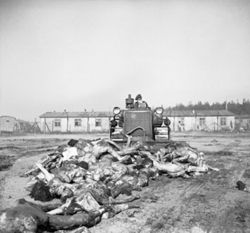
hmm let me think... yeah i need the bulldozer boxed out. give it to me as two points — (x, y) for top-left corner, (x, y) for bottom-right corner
(110, 94), (171, 143)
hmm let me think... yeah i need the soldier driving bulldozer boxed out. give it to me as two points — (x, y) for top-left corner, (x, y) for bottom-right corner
(134, 94), (150, 109)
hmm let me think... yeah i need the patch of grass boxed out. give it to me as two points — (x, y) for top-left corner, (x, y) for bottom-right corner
(204, 150), (233, 156)
(146, 212), (173, 232)
(243, 169), (250, 178)
(146, 217), (165, 232)
(0, 155), (16, 171)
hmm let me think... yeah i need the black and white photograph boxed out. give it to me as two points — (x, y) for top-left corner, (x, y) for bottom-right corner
(1, 0), (250, 232)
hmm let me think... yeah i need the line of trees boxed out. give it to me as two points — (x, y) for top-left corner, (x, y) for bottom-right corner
(166, 99), (250, 115)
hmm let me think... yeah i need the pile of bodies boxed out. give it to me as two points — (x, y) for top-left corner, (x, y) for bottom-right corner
(0, 138), (219, 233)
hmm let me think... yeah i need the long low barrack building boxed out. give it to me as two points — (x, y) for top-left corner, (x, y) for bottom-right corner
(164, 109), (235, 132)
(40, 111), (112, 133)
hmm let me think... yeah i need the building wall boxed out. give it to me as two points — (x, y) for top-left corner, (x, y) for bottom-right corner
(40, 118), (67, 133)
(169, 116), (196, 131)
(88, 117), (110, 132)
(217, 116), (235, 131)
(235, 117), (250, 131)
(195, 116), (213, 131)
(40, 117), (110, 133)
(67, 118), (88, 132)
(169, 116), (235, 132)
(0, 116), (20, 133)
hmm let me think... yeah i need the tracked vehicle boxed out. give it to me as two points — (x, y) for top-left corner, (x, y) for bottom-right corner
(110, 94), (171, 143)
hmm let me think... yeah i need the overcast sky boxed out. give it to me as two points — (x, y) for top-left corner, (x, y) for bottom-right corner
(0, 0), (250, 121)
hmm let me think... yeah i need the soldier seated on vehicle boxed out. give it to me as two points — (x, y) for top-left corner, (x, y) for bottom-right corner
(134, 94), (150, 109)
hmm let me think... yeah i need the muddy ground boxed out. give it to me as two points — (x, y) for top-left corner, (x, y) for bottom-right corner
(1, 132), (250, 233)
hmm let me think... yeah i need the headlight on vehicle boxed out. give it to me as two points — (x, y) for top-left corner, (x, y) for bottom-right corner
(155, 107), (164, 115)
(113, 107), (121, 115)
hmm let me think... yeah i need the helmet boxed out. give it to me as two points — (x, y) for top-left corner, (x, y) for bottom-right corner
(135, 94), (142, 100)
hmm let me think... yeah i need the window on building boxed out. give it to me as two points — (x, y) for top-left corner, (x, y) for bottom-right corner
(54, 119), (61, 127)
(199, 117), (206, 126)
(180, 117), (184, 124)
(220, 117), (226, 126)
(95, 118), (102, 127)
(74, 119), (82, 127)
(178, 117), (185, 131)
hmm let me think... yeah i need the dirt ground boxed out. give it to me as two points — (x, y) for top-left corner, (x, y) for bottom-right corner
(1, 132), (250, 233)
